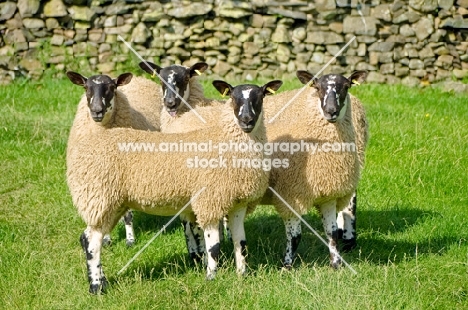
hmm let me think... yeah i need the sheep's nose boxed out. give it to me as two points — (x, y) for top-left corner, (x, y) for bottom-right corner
(240, 114), (253, 123)
(165, 98), (176, 108)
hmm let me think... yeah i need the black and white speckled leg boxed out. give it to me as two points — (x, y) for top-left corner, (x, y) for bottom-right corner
(203, 222), (221, 280)
(80, 227), (107, 294)
(321, 201), (341, 269)
(180, 213), (203, 262)
(283, 217), (302, 269)
(228, 207), (247, 276)
(123, 210), (135, 247)
(337, 193), (357, 252)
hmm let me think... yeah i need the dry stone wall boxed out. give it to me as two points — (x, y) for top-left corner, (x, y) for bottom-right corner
(0, 0), (467, 86)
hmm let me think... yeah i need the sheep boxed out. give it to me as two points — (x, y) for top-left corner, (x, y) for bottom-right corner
(261, 70), (368, 269)
(67, 77), (283, 294)
(118, 62), (211, 247)
(66, 70), (218, 259)
(67, 64), (213, 249)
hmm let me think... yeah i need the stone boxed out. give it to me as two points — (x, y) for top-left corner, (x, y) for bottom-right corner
(412, 17), (434, 41)
(18, 0), (40, 18)
(440, 17), (468, 29)
(51, 34), (64, 45)
(409, 0), (438, 12)
(251, 14), (263, 28)
(438, 0), (455, 10)
(435, 55), (454, 69)
(131, 22), (150, 43)
(271, 25), (290, 43)
(168, 3), (212, 18)
(409, 59), (425, 69)
(395, 65), (410, 77)
(453, 69), (468, 78)
(22, 18), (45, 29)
(343, 16), (377, 36)
(401, 76), (421, 87)
(306, 31), (343, 44)
(379, 52), (394, 63)
(410, 69), (427, 77)
(69, 6), (96, 22)
(315, 0), (336, 12)
(292, 28), (307, 42)
(167, 46), (190, 57)
(212, 60), (231, 76)
(268, 8), (307, 20)
(458, 0), (468, 8)
(373, 4), (392, 22)
(105, 2), (129, 15)
(328, 22), (343, 34)
(418, 46), (435, 59)
(435, 68), (452, 80)
(367, 71), (386, 83)
(0, 2), (17, 21)
(219, 1), (251, 18)
(368, 42), (395, 52)
(276, 44), (290, 63)
(45, 18), (59, 29)
(243, 42), (260, 55)
(19, 58), (43, 72)
(44, 0), (68, 17)
(400, 24), (415, 37)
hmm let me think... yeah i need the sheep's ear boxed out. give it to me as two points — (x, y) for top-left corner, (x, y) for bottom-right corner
(348, 70), (368, 87)
(262, 80), (283, 96)
(190, 62), (209, 77)
(139, 61), (161, 75)
(296, 70), (315, 86)
(67, 71), (87, 87)
(115, 73), (133, 87)
(212, 80), (233, 97)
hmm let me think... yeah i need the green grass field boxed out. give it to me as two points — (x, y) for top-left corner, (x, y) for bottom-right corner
(0, 75), (467, 309)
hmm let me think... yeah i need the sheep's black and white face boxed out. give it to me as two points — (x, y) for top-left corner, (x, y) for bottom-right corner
(139, 61), (208, 117)
(67, 71), (133, 123)
(212, 80), (283, 133)
(296, 70), (368, 123)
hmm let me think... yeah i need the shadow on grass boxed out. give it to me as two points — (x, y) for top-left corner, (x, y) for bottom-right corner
(113, 212), (182, 245)
(110, 205), (459, 281)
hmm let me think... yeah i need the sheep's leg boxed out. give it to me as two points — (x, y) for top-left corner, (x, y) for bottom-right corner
(337, 193), (357, 252)
(123, 210), (135, 247)
(228, 207), (248, 276)
(80, 227), (107, 294)
(180, 213), (205, 262)
(223, 215), (232, 242)
(203, 222), (221, 280)
(282, 217), (302, 269)
(320, 200), (341, 269)
(102, 233), (112, 246)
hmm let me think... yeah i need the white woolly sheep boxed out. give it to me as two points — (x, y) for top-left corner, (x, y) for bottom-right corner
(66, 71), (213, 257)
(67, 77), (283, 294)
(67, 64), (212, 249)
(262, 70), (368, 269)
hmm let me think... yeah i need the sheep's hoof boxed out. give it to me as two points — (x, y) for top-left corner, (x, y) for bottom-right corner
(281, 263), (293, 272)
(341, 238), (357, 252)
(330, 258), (342, 270)
(126, 239), (135, 247)
(206, 270), (217, 281)
(102, 236), (112, 247)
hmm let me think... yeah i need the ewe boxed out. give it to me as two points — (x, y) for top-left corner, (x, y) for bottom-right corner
(262, 70), (368, 268)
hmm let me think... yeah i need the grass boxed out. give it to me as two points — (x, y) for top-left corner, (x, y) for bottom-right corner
(0, 75), (467, 309)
